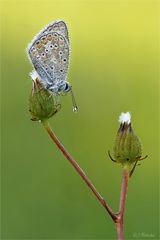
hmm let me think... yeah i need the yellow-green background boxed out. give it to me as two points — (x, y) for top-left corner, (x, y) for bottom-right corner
(1, 0), (159, 239)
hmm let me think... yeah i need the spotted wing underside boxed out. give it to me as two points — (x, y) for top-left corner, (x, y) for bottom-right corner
(27, 20), (70, 91)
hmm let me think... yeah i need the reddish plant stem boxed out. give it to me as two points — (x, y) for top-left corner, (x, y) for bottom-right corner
(116, 222), (124, 240)
(42, 120), (117, 222)
(116, 167), (129, 240)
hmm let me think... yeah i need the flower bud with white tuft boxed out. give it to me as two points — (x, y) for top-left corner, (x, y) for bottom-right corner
(29, 71), (61, 121)
(108, 112), (147, 175)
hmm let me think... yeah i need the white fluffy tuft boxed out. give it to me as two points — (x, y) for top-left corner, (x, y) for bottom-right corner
(29, 70), (39, 81)
(119, 112), (131, 124)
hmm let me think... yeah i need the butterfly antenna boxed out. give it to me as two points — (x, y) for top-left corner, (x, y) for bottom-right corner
(70, 88), (78, 112)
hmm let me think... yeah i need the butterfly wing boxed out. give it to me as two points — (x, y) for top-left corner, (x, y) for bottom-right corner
(40, 20), (69, 44)
(27, 20), (70, 93)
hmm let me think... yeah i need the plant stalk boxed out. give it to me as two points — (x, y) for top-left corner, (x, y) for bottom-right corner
(116, 166), (129, 240)
(42, 120), (117, 222)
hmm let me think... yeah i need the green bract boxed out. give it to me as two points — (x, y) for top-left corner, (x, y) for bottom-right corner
(29, 79), (61, 121)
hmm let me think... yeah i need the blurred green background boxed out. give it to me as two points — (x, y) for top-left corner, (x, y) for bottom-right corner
(1, 0), (159, 239)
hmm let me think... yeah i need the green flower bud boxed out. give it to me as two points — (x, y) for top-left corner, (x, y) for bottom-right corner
(29, 72), (61, 121)
(114, 121), (141, 165)
(108, 112), (147, 175)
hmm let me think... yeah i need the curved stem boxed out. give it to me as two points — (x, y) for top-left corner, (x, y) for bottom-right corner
(42, 120), (117, 222)
(116, 166), (129, 240)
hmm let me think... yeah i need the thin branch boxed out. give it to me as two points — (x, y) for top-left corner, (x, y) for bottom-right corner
(116, 222), (124, 240)
(116, 167), (129, 240)
(119, 167), (129, 221)
(42, 120), (118, 222)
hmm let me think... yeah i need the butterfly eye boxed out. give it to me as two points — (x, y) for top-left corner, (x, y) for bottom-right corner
(63, 58), (67, 62)
(48, 27), (52, 31)
(36, 41), (40, 45)
(50, 66), (54, 70)
(45, 49), (48, 53)
(50, 45), (53, 48)
(60, 69), (63, 72)
(54, 44), (58, 49)
(41, 53), (45, 56)
(59, 51), (63, 55)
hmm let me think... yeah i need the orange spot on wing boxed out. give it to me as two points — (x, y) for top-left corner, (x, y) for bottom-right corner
(41, 39), (47, 44)
(47, 35), (52, 41)
(36, 43), (42, 49)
